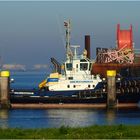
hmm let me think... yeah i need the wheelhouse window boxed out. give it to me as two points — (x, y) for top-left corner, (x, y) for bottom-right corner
(66, 63), (72, 71)
(76, 64), (78, 68)
(89, 63), (92, 70)
(80, 59), (87, 62)
(68, 77), (73, 80)
(80, 63), (88, 71)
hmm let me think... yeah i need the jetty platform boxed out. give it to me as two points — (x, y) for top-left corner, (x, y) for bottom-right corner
(11, 103), (139, 109)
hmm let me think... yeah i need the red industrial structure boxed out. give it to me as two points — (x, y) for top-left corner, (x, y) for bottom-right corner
(95, 24), (134, 64)
(91, 24), (140, 77)
(117, 24), (133, 50)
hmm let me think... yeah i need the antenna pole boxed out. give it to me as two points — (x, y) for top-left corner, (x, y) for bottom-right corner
(64, 19), (71, 60)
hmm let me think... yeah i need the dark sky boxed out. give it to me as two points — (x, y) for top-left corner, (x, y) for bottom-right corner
(0, 1), (140, 68)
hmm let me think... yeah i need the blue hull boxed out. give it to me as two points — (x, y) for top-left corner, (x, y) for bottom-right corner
(11, 82), (103, 97)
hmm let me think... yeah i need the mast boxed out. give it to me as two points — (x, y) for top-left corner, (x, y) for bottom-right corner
(64, 19), (72, 60)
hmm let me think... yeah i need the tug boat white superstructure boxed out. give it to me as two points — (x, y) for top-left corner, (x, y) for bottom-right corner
(39, 20), (102, 93)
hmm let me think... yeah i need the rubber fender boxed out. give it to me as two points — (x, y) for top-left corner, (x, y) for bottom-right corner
(131, 80), (137, 87)
(120, 87), (125, 94)
(129, 87), (134, 93)
(125, 87), (130, 93)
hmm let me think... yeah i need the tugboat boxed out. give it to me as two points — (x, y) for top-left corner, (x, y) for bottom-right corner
(38, 20), (102, 96)
(10, 21), (140, 104)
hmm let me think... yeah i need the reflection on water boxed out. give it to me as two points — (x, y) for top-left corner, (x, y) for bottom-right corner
(46, 109), (98, 127)
(106, 109), (116, 125)
(0, 108), (140, 128)
(0, 109), (9, 128)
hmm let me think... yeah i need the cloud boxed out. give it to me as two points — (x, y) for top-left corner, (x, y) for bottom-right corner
(33, 64), (48, 70)
(2, 64), (26, 71)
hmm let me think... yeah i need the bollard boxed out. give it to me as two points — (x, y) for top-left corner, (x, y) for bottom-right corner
(107, 70), (117, 108)
(0, 71), (11, 109)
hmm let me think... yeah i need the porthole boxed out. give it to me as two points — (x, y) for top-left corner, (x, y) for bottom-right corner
(67, 85), (70, 88)
(88, 85), (90, 88)
(93, 85), (95, 88)
(73, 85), (76, 88)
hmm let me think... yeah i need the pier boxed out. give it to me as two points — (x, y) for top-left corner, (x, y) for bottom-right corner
(0, 69), (139, 109)
(107, 70), (117, 108)
(0, 71), (11, 109)
(11, 103), (139, 109)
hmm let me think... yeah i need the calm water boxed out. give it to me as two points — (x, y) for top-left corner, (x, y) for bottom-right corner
(0, 71), (139, 128)
(10, 71), (47, 89)
(0, 108), (140, 128)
